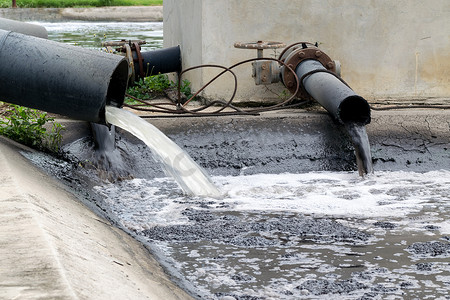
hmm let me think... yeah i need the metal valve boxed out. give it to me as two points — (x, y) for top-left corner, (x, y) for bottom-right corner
(234, 41), (285, 85)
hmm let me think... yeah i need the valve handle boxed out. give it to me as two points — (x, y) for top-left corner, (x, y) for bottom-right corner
(234, 41), (286, 50)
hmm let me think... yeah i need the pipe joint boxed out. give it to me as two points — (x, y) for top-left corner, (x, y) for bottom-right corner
(103, 40), (182, 83)
(288, 50), (371, 125)
(251, 60), (281, 85)
(280, 43), (336, 98)
(277, 42), (370, 125)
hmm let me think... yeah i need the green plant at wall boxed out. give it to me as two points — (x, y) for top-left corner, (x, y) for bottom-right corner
(125, 74), (193, 105)
(0, 104), (65, 153)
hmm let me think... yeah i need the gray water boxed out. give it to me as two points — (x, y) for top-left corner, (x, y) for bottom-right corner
(23, 125), (450, 299)
(94, 170), (450, 300)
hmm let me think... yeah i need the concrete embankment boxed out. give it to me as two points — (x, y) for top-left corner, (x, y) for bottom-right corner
(0, 136), (193, 300)
(0, 6), (162, 22)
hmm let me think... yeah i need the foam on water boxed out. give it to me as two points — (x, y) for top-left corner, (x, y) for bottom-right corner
(94, 170), (450, 233)
(105, 106), (221, 198)
(93, 170), (450, 298)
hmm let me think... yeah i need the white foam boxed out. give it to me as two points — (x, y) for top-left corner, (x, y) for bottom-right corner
(215, 170), (450, 220)
(94, 170), (450, 234)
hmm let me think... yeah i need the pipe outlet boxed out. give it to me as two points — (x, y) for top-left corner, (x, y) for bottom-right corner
(296, 60), (371, 125)
(0, 29), (129, 124)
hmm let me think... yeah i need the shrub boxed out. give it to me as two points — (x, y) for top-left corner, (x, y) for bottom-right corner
(0, 104), (65, 153)
(125, 74), (193, 105)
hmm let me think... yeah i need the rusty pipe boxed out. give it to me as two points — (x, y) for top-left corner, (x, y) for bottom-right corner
(279, 43), (373, 175)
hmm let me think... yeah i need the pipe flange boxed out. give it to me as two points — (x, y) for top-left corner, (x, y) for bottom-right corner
(278, 41), (317, 61)
(132, 41), (145, 80)
(234, 41), (286, 50)
(282, 46), (336, 98)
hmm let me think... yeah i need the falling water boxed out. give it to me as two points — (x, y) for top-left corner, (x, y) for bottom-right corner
(345, 122), (373, 176)
(105, 106), (221, 197)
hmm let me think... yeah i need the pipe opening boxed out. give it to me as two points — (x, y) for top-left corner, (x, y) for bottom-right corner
(339, 95), (371, 125)
(106, 59), (129, 108)
(135, 45), (182, 78)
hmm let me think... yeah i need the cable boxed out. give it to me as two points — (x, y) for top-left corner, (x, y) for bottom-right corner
(124, 57), (450, 117)
(124, 57), (302, 117)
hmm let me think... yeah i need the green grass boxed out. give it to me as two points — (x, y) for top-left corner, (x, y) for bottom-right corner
(0, 0), (162, 8)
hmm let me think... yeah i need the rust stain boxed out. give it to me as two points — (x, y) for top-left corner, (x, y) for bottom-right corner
(418, 49), (450, 94)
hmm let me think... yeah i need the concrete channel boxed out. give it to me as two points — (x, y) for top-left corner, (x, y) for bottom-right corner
(0, 134), (193, 299)
(4, 107), (447, 299)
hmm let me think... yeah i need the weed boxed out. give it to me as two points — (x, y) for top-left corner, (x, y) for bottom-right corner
(125, 74), (193, 105)
(0, 104), (65, 153)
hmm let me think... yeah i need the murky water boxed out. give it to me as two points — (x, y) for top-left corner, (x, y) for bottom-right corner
(105, 106), (221, 197)
(23, 129), (450, 299)
(22, 144), (450, 298)
(32, 21), (163, 50)
(93, 170), (450, 299)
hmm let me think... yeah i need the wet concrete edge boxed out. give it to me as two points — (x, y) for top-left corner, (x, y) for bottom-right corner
(0, 135), (194, 299)
(0, 6), (163, 22)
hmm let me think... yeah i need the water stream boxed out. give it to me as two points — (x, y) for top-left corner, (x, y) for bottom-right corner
(345, 122), (374, 176)
(105, 106), (221, 197)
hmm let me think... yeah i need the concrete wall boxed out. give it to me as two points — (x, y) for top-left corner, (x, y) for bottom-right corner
(163, 0), (450, 103)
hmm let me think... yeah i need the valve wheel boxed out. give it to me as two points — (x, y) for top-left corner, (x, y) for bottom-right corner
(234, 41), (286, 50)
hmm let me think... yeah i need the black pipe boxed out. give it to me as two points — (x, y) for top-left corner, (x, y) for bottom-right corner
(0, 17), (48, 38)
(133, 45), (181, 78)
(295, 59), (371, 125)
(0, 29), (129, 123)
